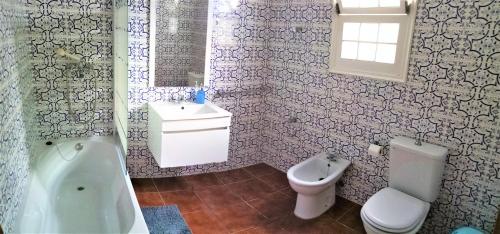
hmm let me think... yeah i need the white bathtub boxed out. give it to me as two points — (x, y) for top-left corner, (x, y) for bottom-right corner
(15, 136), (148, 233)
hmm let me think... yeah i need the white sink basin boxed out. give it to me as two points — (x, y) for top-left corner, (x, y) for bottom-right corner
(148, 102), (232, 121)
(148, 101), (232, 168)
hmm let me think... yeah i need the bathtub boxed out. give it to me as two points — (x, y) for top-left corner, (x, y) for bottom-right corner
(15, 136), (148, 233)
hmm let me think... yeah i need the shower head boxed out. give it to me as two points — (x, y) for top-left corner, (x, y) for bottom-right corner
(55, 48), (81, 62)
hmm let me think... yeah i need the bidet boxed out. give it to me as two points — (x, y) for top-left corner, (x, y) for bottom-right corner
(287, 152), (350, 219)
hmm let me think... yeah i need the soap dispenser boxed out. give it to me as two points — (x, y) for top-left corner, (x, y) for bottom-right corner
(195, 82), (205, 104)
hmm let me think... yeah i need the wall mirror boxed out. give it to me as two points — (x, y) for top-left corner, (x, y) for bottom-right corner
(149, 0), (213, 87)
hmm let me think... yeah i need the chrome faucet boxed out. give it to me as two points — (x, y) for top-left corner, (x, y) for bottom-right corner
(326, 151), (337, 162)
(170, 94), (185, 104)
(415, 133), (422, 146)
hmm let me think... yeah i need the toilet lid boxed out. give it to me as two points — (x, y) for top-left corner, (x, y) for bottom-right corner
(362, 188), (430, 232)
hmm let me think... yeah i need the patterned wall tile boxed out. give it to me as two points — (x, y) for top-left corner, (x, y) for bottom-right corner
(25, 0), (114, 139)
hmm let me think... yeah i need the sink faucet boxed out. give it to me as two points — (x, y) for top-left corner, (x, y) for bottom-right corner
(326, 151), (337, 162)
(170, 94), (185, 104)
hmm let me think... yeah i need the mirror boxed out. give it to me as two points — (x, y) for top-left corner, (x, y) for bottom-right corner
(149, 0), (213, 87)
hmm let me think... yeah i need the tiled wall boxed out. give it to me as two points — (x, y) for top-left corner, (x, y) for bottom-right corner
(261, 0), (499, 233)
(154, 0), (208, 86)
(127, 0), (267, 177)
(25, 0), (115, 139)
(127, 0), (498, 232)
(0, 0), (36, 232)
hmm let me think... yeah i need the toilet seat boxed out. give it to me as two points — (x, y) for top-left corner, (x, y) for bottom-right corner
(361, 188), (430, 233)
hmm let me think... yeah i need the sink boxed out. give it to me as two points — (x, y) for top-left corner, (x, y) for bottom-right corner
(148, 102), (232, 167)
(148, 102), (231, 120)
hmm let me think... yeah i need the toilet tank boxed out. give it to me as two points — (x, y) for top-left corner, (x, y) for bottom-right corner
(389, 136), (447, 202)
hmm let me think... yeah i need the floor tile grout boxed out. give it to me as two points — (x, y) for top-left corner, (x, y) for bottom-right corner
(335, 203), (356, 221)
(150, 178), (160, 193)
(337, 219), (362, 234)
(242, 198), (269, 221)
(191, 187), (232, 234)
(150, 178), (167, 205)
(231, 226), (256, 234)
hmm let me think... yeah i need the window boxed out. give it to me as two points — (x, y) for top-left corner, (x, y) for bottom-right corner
(330, 0), (418, 82)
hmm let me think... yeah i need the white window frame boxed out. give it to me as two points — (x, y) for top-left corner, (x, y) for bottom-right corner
(329, 0), (418, 82)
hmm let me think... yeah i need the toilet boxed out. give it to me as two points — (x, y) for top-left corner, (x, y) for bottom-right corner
(287, 152), (351, 219)
(361, 136), (447, 234)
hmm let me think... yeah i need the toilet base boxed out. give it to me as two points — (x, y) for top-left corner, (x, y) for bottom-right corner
(293, 186), (336, 219)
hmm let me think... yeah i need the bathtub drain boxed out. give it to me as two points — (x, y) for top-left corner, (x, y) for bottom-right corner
(77, 186), (85, 191)
(75, 143), (83, 151)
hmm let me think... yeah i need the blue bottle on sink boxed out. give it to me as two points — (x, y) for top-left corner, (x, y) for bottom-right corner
(195, 83), (205, 104)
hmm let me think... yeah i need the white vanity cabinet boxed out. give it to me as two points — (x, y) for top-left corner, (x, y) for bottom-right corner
(147, 102), (232, 167)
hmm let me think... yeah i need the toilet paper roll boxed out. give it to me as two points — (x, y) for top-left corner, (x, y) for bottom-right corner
(368, 144), (382, 157)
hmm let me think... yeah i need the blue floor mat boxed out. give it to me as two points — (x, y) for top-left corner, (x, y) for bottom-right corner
(141, 205), (192, 234)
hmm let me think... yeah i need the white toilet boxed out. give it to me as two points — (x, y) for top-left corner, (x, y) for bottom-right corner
(287, 152), (351, 219)
(361, 136), (447, 234)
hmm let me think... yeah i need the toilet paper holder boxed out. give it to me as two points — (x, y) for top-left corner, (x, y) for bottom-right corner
(368, 141), (384, 157)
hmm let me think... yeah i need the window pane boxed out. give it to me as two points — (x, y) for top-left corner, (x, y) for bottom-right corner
(359, 23), (378, 42)
(343, 23), (360, 40)
(358, 42), (377, 61)
(379, 0), (400, 7)
(376, 44), (397, 63)
(341, 41), (358, 59)
(378, 23), (399, 43)
(341, 0), (359, 8)
(359, 0), (378, 8)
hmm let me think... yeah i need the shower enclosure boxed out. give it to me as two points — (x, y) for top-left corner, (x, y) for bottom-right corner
(113, 0), (129, 163)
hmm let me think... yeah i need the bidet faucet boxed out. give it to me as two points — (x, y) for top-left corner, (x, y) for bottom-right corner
(326, 151), (337, 162)
(415, 133), (422, 146)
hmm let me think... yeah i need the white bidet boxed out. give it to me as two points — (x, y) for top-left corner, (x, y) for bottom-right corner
(287, 152), (350, 219)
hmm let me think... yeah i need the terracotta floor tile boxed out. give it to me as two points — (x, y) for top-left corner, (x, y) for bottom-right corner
(182, 209), (228, 234)
(338, 205), (366, 233)
(243, 163), (282, 178)
(227, 179), (276, 201)
(215, 168), (253, 184)
(194, 185), (243, 209)
(327, 196), (357, 220)
(256, 171), (290, 190)
(329, 221), (360, 234)
(136, 192), (164, 207)
(153, 177), (191, 192)
(234, 221), (288, 234)
(183, 173), (222, 189)
(278, 213), (355, 234)
(135, 165), (364, 234)
(131, 178), (157, 193)
(247, 192), (295, 221)
(212, 202), (268, 233)
(279, 187), (297, 198)
(160, 191), (203, 213)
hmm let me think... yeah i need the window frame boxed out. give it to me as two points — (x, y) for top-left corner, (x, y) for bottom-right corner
(329, 0), (418, 82)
